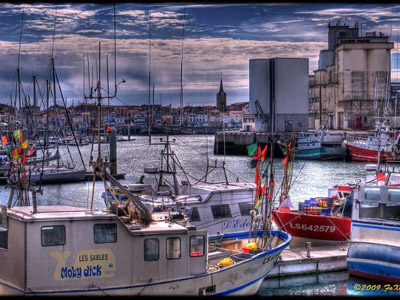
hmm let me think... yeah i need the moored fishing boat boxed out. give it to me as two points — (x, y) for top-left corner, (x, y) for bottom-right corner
(344, 117), (400, 162)
(271, 139), (353, 247)
(347, 180), (400, 283)
(0, 203), (290, 295)
(106, 134), (259, 236)
(278, 127), (346, 160)
(272, 185), (353, 247)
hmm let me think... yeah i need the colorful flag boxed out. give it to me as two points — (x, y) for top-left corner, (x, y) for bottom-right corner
(254, 162), (260, 184)
(254, 197), (263, 209)
(281, 156), (288, 165)
(21, 155), (26, 165)
(1, 136), (8, 145)
(6, 144), (12, 155)
(13, 130), (20, 141)
(26, 146), (34, 156)
(252, 145), (261, 161)
(13, 151), (19, 161)
(247, 143), (258, 157)
(21, 140), (28, 149)
(260, 145), (268, 162)
(17, 146), (22, 154)
(261, 183), (267, 194)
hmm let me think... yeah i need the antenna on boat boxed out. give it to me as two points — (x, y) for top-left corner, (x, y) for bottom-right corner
(83, 4), (150, 223)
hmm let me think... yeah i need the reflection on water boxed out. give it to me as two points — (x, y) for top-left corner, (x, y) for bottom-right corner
(258, 271), (348, 296)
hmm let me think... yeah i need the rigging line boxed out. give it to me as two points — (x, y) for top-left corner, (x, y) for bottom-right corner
(51, 6), (58, 59)
(17, 4), (25, 69)
(179, 6), (186, 126)
(172, 135), (250, 182)
(54, 69), (86, 170)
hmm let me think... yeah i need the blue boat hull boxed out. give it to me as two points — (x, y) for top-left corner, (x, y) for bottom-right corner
(347, 241), (400, 283)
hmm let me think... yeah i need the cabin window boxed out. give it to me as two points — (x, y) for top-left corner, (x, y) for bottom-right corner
(166, 237), (181, 260)
(144, 238), (159, 261)
(190, 235), (205, 257)
(94, 223), (117, 244)
(189, 207), (201, 222)
(211, 204), (232, 219)
(359, 202), (380, 219)
(389, 189), (400, 202)
(239, 202), (252, 216)
(364, 188), (381, 201)
(41, 225), (66, 247)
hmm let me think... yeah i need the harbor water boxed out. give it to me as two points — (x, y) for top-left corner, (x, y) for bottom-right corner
(0, 135), (390, 296)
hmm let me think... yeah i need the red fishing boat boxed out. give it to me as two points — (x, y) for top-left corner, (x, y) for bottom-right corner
(272, 185), (353, 247)
(344, 117), (400, 162)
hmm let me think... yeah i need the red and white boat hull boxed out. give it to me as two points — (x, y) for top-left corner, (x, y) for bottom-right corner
(346, 143), (396, 162)
(271, 208), (351, 245)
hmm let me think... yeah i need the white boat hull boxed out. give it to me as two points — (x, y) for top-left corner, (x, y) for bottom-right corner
(0, 230), (290, 296)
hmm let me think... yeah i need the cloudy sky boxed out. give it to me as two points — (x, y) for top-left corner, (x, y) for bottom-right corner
(1, 2), (400, 108)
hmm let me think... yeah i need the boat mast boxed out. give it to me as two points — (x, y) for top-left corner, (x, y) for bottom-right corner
(148, 11), (152, 145)
(179, 7), (186, 127)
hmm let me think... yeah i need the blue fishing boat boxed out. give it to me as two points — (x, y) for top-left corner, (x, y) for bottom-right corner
(347, 179), (400, 283)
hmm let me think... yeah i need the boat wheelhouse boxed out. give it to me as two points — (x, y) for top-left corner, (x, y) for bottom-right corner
(347, 181), (400, 283)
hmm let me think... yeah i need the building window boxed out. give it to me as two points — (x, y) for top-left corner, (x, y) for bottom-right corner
(94, 223), (117, 244)
(211, 204), (232, 219)
(238, 202), (253, 216)
(41, 225), (66, 247)
(144, 238), (159, 261)
(190, 235), (205, 257)
(166, 237), (181, 260)
(189, 207), (201, 222)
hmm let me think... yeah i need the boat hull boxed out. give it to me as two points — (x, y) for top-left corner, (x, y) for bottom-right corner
(272, 208), (351, 243)
(346, 143), (396, 162)
(347, 241), (400, 284)
(279, 144), (346, 160)
(30, 169), (86, 184)
(0, 230), (291, 296)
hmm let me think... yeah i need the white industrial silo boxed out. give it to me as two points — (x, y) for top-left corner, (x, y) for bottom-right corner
(249, 58), (309, 132)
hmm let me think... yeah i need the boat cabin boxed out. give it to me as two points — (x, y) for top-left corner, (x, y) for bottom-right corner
(351, 184), (400, 245)
(0, 205), (207, 294)
(139, 182), (256, 236)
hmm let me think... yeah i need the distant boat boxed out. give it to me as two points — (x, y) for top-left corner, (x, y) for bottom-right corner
(344, 117), (400, 162)
(27, 167), (86, 183)
(278, 127), (347, 160)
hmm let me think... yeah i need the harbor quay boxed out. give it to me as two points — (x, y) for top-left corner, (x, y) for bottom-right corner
(213, 129), (368, 156)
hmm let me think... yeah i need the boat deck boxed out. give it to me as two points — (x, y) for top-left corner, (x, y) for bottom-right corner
(269, 244), (348, 278)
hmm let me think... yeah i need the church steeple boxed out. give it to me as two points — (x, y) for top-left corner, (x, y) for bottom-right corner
(216, 74), (227, 111)
(218, 74), (226, 95)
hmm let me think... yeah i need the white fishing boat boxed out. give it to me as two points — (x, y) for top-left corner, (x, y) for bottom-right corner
(347, 178), (400, 283)
(108, 134), (258, 236)
(0, 204), (290, 296)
